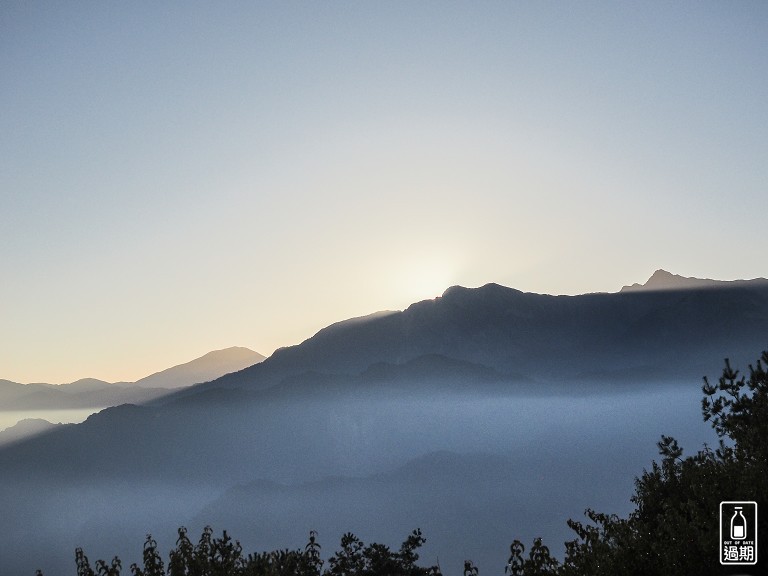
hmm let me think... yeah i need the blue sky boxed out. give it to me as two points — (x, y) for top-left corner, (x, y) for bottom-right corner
(2, 1), (767, 383)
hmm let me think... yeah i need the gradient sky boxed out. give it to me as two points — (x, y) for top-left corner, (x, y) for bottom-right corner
(2, 1), (767, 384)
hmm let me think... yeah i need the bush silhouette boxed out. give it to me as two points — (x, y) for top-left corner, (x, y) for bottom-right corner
(64, 527), (438, 576)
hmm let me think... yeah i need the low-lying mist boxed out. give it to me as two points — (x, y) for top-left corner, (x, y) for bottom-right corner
(0, 379), (715, 575)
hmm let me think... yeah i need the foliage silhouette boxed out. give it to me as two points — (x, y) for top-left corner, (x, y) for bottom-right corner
(556, 350), (768, 575)
(502, 539), (558, 576)
(64, 528), (439, 576)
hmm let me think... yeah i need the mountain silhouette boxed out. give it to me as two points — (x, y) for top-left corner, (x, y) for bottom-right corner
(1, 273), (766, 575)
(0, 347), (265, 411)
(0, 378), (168, 411)
(191, 451), (558, 573)
(184, 273), (768, 396)
(0, 418), (63, 447)
(620, 269), (768, 292)
(134, 346), (265, 389)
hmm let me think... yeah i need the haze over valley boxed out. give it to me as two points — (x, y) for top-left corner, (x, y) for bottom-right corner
(0, 347), (264, 444)
(1, 272), (766, 574)
(3, 3), (767, 574)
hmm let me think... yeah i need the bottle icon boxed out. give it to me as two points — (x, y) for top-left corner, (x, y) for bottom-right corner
(731, 507), (747, 540)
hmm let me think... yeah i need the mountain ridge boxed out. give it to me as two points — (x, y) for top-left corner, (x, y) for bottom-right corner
(620, 269), (768, 292)
(0, 347), (265, 412)
(180, 273), (768, 398)
(135, 346), (265, 389)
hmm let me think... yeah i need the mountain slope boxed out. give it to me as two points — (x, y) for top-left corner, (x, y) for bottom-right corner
(135, 346), (265, 389)
(0, 347), (265, 411)
(191, 451), (565, 574)
(0, 418), (62, 447)
(621, 269), (768, 292)
(189, 275), (768, 396)
(0, 379), (169, 411)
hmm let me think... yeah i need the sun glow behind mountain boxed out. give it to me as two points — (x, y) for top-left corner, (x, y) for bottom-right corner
(394, 256), (461, 303)
(2, 1), (766, 384)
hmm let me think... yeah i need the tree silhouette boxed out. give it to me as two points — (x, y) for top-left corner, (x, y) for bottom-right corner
(62, 528), (439, 576)
(556, 350), (768, 575)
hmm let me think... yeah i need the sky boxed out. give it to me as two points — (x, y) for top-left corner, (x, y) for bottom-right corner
(2, 1), (767, 384)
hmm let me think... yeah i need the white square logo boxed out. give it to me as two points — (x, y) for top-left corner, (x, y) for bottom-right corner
(720, 501), (758, 565)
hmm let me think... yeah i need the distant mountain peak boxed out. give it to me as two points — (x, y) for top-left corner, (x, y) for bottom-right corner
(134, 347), (265, 389)
(620, 269), (768, 293)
